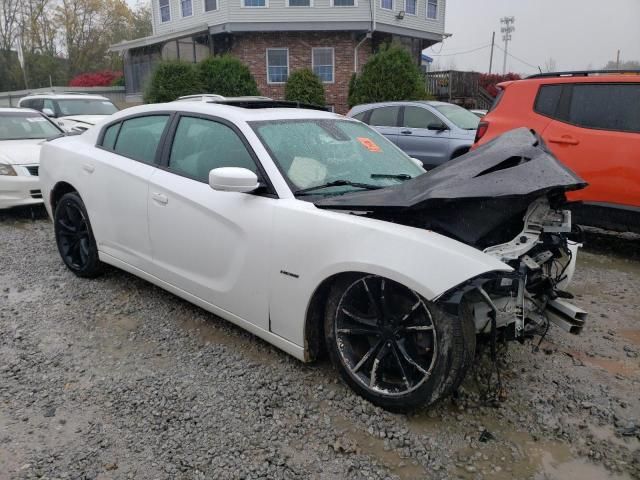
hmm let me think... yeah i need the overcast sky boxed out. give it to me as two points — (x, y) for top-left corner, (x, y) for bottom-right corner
(425, 0), (640, 75)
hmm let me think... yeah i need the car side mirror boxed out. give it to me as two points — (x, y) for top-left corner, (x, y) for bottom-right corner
(209, 167), (260, 193)
(427, 122), (448, 131)
(42, 108), (55, 117)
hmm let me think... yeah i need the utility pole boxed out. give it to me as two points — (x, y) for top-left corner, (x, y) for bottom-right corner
(500, 16), (515, 74)
(616, 49), (621, 69)
(488, 31), (495, 74)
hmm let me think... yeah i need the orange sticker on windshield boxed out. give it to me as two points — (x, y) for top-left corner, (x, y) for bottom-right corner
(357, 137), (381, 153)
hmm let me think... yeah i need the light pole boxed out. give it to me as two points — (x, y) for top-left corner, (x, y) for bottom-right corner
(500, 16), (515, 74)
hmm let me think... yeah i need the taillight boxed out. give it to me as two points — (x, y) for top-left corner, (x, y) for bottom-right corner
(474, 121), (489, 143)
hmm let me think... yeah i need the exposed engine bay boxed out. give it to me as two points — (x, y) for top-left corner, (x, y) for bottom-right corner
(315, 128), (589, 340)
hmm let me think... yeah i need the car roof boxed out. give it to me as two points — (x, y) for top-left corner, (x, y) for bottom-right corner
(352, 100), (450, 109)
(175, 94), (273, 102)
(348, 100), (460, 114)
(0, 107), (43, 114)
(79, 102), (344, 143)
(500, 71), (640, 89)
(19, 93), (111, 101)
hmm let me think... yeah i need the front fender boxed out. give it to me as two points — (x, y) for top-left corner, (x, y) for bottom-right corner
(267, 201), (511, 350)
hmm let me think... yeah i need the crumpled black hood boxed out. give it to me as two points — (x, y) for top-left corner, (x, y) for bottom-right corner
(315, 128), (587, 211)
(314, 128), (587, 247)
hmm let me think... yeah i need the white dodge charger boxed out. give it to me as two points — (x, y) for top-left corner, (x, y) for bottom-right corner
(39, 100), (587, 409)
(0, 108), (64, 209)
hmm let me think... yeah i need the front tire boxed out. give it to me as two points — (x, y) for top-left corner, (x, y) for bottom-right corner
(54, 192), (103, 278)
(324, 274), (471, 411)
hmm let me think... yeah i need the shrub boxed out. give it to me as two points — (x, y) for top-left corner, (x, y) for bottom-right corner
(196, 55), (260, 97)
(348, 44), (427, 107)
(69, 70), (123, 87)
(111, 75), (125, 87)
(478, 73), (521, 97)
(144, 61), (202, 103)
(284, 68), (325, 106)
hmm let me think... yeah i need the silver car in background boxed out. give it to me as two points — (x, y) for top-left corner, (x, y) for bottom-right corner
(347, 101), (480, 169)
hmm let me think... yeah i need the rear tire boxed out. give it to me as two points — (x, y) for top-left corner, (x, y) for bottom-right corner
(324, 274), (473, 411)
(54, 192), (104, 278)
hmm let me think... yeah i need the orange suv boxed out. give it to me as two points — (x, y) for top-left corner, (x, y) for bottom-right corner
(474, 71), (640, 233)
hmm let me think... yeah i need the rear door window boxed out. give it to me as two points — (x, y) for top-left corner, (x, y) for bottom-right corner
(101, 123), (121, 150)
(368, 106), (401, 127)
(568, 83), (640, 133)
(113, 115), (170, 164)
(351, 111), (368, 122)
(534, 84), (563, 117)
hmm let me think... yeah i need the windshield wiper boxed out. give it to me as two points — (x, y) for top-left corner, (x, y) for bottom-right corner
(294, 180), (383, 196)
(370, 173), (413, 181)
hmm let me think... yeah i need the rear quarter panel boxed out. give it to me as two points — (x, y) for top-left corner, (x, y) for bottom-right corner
(475, 81), (553, 146)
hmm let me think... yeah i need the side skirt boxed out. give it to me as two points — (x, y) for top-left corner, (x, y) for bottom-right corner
(99, 251), (307, 362)
(570, 202), (640, 234)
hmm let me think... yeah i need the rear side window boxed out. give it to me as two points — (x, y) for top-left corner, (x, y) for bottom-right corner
(351, 111), (367, 122)
(114, 115), (170, 164)
(488, 89), (504, 113)
(534, 84), (563, 117)
(369, 106), (401, 127)
(101, 123), (121, 150)
(569, 84), (640, 133)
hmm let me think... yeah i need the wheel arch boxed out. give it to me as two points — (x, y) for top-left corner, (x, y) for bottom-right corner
(50, 181), (78, 213)
(302, 269), (434, 362)
(450, 146), (470, 160)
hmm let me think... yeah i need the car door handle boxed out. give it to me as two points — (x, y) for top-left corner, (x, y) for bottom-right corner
(400, 129), (413, 135)
(548, 136), (580, 146)
(82, 163), (95, 173)
(152, 192), (168, 205)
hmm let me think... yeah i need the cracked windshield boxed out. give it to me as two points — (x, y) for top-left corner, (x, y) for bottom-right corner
(252, 119), (424, 195)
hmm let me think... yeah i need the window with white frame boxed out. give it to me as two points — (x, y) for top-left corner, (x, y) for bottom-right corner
(312, 48), (334, 83)
(244, 0), (267, 6)
(267, 49), (289, 83)
(427, 0), (437, 18)
(380, 0), (393, 9)
(204, 0), (217, 11)
(333, 0), (355, 6)
(159, 0), (171, 22)
(288, 0), (311, 6)
(180, 0), (192, 16)
(405, 0), (416, 15)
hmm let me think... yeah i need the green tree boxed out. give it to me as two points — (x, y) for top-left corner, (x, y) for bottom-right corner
(284, 68), (325, 106)
(348, 44), (427, 107)
(144, 60), (201, 103)
(196, 55), (260, 97)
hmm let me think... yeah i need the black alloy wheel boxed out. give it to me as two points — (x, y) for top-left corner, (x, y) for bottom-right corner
(54, 192), (103, 278)
(325, 274), (470, 410)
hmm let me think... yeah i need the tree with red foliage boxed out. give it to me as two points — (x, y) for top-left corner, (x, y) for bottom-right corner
(478, 73), (521, 97)
(69, 70), (123, 87)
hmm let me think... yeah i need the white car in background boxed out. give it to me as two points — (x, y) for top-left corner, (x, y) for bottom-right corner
(38, 100), (587, 409)
(18, 93), (119, 132)
(0, 108), (64, 209)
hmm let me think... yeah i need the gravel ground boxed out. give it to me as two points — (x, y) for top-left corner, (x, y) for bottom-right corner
(1, 207), (639, 480)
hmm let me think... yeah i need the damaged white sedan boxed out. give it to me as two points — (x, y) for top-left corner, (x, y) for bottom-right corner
(38, 100), (587, 409)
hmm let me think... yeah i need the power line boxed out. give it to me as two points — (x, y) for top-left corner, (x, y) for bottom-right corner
(494, 44), (539, 70)
(429, 44), (491, 57)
